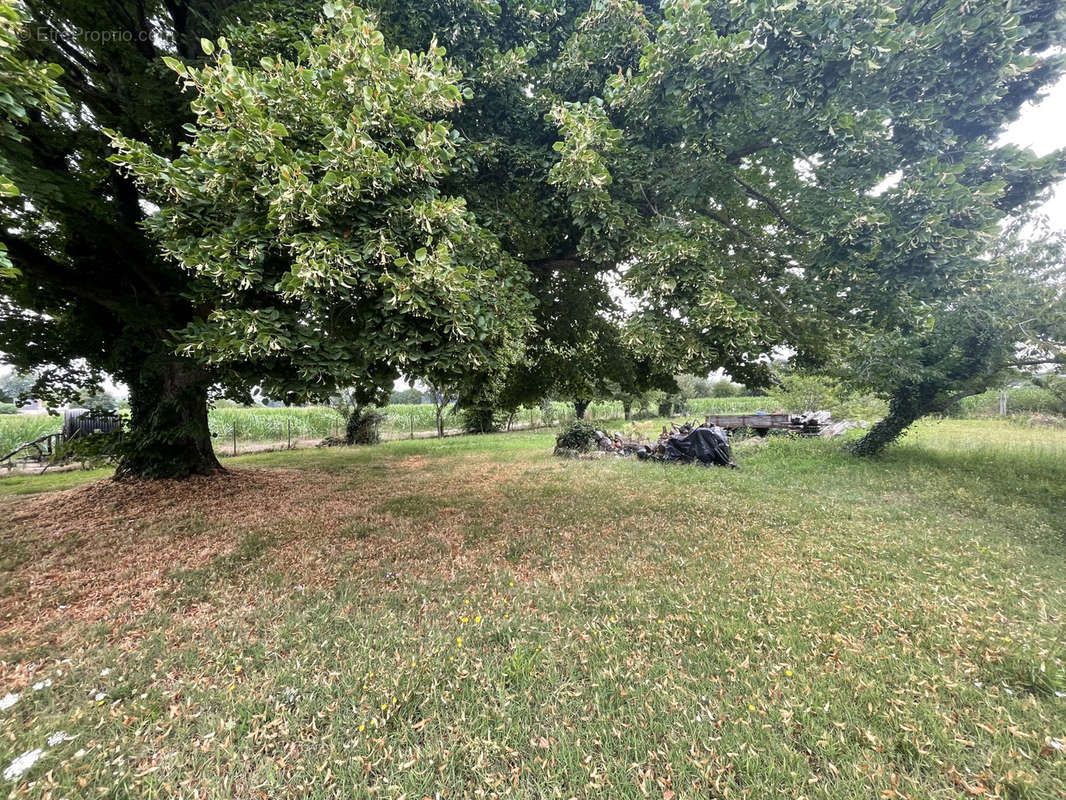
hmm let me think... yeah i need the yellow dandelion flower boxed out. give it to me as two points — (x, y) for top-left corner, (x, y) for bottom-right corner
(474, 615), (481, 624)
(359, 724), (365, 732)
(785, 670), (793, 677)
(456, 636), (462, 647)
(748, 705), (755, 711)
(381, 704), (387, 711)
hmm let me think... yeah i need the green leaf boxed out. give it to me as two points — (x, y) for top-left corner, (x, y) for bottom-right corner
(200, 38), (214, 56)
(162, 56), (186, 75)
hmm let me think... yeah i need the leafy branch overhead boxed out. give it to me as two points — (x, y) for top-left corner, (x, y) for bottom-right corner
(110, 3), (531, 403)
(0, 2), (69, 276)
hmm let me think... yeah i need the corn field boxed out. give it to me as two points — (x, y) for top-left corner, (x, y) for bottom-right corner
(0, 415), (63, 456)
(208, 406), (344, 443)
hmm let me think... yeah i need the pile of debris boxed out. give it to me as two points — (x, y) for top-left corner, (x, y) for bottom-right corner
(554, 410), (867, 468)
(555, 420), (736, 468)
(641, 422), (736, 467)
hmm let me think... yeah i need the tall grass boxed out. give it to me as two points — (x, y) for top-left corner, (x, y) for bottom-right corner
(958, 387), (1064, 417)
(0, 414), (62, 456)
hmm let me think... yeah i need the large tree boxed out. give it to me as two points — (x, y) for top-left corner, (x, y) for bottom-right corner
(0, 0), (261, 477)
(370, 0), (1065, 435)
(0, 0), (527, 478)
(850, 221), (1066, 454)
(110, 3), (530, 421)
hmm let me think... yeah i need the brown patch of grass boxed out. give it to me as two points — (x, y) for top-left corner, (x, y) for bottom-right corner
(0, 458), (592, 678)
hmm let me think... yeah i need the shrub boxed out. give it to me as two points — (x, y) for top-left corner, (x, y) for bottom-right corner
(461, 404), (500, 434)
(555, 420), (599, 452)
(768, 373), (887, 421)
(56, 429), (123, 468)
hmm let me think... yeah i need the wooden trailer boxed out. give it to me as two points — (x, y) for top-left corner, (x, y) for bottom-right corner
(703, 411), (831, 436)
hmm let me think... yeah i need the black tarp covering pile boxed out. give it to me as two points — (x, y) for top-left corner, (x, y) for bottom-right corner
(637, 424), (736, 468)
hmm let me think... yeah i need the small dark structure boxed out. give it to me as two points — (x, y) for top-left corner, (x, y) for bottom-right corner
(63, 408), (122, 439)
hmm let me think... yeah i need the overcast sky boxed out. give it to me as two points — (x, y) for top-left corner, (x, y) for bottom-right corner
(1001, 74), (1066, 228)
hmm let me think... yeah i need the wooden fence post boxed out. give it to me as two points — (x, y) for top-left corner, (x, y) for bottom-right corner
(410, 413), (414, 439)
(999, 391), (1007, 416)
(232, 421), (238, 456)
(287, 417), (292, 449)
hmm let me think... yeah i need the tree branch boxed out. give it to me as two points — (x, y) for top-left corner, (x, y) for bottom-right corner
(732, 173), (806, 234)
(2, 236), (126, 314)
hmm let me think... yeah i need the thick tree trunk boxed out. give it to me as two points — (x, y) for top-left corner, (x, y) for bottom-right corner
(853, 383), (982, 457)
(574, 398), (590, 419)
(851, 405), (920, 457)
(116, 360), (221, 479)
(345, 406), (382, 445)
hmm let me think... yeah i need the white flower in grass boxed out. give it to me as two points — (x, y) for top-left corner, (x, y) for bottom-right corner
(0, 693), (18, 711)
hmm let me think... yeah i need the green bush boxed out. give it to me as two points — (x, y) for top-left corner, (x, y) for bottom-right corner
(461, 404), (500, 434)
(56, 429), (123, 468)
(555, 420), (599, 451)
(767, 374), (887, 421)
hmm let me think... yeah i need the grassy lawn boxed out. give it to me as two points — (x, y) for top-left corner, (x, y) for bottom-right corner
(0, 419), (1063, 798)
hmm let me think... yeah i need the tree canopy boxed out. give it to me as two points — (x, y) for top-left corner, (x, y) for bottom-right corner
(111, 3), (531, 408)
(1, 0), (1064, 475)
(369, 0), (1065, 447)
